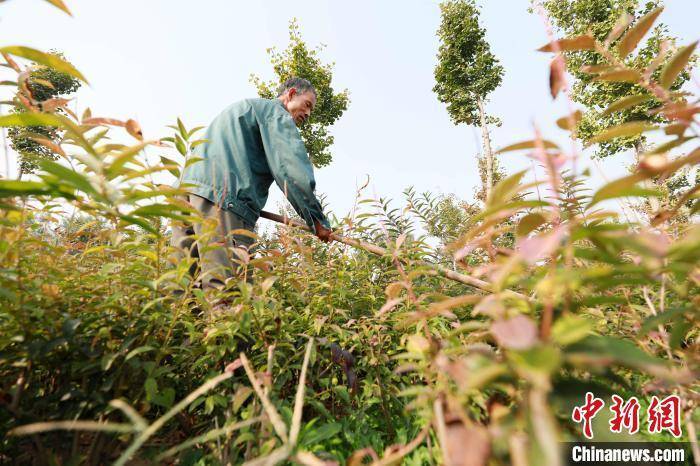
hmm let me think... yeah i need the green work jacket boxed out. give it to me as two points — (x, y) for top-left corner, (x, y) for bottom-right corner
(180, 98), (330, 232)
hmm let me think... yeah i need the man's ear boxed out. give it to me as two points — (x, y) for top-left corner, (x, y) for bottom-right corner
(288, 87), (297, 99)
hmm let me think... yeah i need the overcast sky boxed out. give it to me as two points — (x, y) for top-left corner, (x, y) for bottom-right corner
(1, 0), (698, 224)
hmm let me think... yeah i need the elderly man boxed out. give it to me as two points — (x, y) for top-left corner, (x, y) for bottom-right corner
(172, 77), (332, 290)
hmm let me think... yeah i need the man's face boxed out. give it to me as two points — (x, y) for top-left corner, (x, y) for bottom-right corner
(284, 88), (316, 126)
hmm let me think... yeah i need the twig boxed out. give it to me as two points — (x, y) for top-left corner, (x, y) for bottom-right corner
(370, 424), (430, 466)
(239, 352), (289, 443)
(433, 398), (451, 466)
(289, 338), (314, 446)
(155, 416), (263, 461)
(114, 371), (234, 466)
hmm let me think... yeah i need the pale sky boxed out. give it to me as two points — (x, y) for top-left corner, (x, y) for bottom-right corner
(1, 0), (698, 224)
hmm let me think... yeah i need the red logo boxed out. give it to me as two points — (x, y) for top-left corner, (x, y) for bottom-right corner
(609, 395), (640, 434)
(647, 395), (682, 438)
(572, 392), (605, 439)
(572, 393), (682, 439)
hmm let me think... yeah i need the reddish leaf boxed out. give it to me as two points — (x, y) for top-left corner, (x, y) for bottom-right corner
(43, 0), (72, 16)
(491, 315), (538, 350)
(549, 56), (566, 99)
(443, 422), (490, 466)
(538, 35), (595, 52)
(2, 52), (21, 72)
(580, 64), (613, 74)
(40, 97), (70, 113)
(83, 117), (125, 127)
(126, 119), (143, 141)
(29, 136), (66, 157)
(556, 110), (582, 130)
(638, 154), (668, 173)
(659, 102), (700, 122)
(605, 13), (633, 44)
(516, 226), (566, 265)
(617, 7), (664, 58)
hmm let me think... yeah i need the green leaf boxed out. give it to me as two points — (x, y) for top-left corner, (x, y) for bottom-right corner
(602, 95), (654, 116)
(188, 126), (206, 139)
(101, 353), (119, 371)
(497, 140), (559, 154)
(566, 335), (667, 373)
(0, 180), (50, 197)
(232, 386), (253, 413)
(0, 46), (87, 83)
(38, 159), (96, 196)
(589, 173), (659, 206)
(617, 7), (664, 58)
(106, 142), (149, 179)
(176, 118), (187, 139)
(152, 387), (175, 409)
(118, 214), (158, 234)
(185, 156), (204, 168)
(144, 377), (158, 400)
(593, 69), (642, 83)
(485, 170), (528, 206)
(301, 422), (343, 446)
(0, 112), (97, 158)
(125, 346), (155, 361)
(508, 346), (561, 388)
(0, 112), (65, 128)
(160, 156), (180, 178)
(517, 213), (548, 237)
(190, 139), (208, 149)
(131, 203), (193, 219)
(639, 308), (690, 335)
(588, 122), (657, 144)
(174, 137), (187, 156)
(669, 320), (691, 350)
(551, 315), (592, 346)
(660, 41), (698, 89)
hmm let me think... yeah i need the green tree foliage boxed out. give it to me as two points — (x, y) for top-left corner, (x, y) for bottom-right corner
(433, 0), (504, 198)
(539, 0), (694, 159)
(250, 20), (349, 168)
(7, 51), (81, 176)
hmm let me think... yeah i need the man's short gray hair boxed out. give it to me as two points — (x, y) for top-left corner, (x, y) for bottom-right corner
(276, 77), (317, 98)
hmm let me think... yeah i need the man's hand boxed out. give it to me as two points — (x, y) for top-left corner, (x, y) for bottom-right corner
(314, 220), (333, 243)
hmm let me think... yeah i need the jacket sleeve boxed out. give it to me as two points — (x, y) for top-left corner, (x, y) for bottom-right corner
(258, 113), (330, 232)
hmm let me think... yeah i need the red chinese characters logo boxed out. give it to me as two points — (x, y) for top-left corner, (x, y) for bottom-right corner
(572, 392), (605, 439)
(572, 393), (682, 439)
(647, 395), (681, 438)
(609, 395), (640, 434)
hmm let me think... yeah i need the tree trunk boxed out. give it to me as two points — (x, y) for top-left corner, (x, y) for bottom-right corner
(477, 97), (494, 200)
(634, 139), (660, 214)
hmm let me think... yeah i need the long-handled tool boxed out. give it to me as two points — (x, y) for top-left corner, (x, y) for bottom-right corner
(259, 210), (527, 300)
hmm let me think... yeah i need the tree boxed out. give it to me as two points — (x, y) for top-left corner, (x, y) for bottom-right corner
(250, 19), (349, 168)
(539, 0), (694, 159)
(7, 51), (81, 177)
(433, 0), (504, 200)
